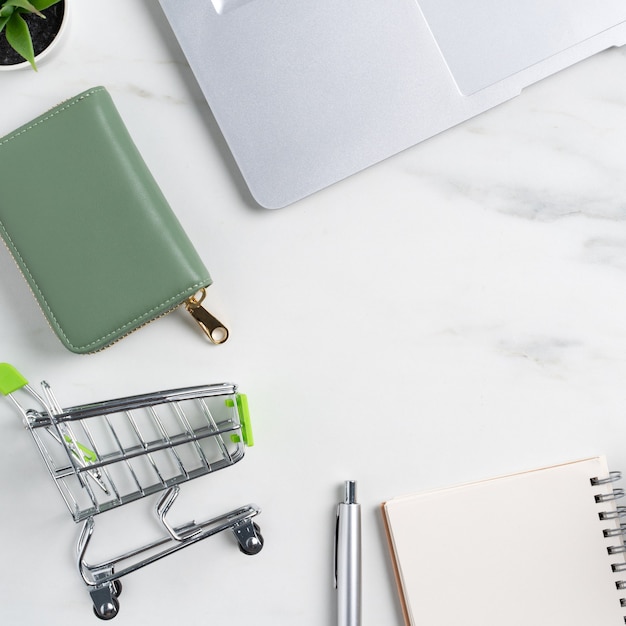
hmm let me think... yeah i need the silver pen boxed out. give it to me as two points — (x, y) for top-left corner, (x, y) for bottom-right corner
(335, 480), (362, 626)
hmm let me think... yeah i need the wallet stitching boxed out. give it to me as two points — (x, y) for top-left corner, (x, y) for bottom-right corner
(0, 218), (208, 351)
(0, 87), (107, 148)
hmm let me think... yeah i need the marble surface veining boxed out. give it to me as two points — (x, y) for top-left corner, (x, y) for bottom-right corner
(1, 2), (626, 624)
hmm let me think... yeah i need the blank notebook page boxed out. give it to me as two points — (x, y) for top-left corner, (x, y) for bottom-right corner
(382, 457), (626, 626)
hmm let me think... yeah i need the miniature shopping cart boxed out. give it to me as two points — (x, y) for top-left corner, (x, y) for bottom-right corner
(0, 363), (263, 620)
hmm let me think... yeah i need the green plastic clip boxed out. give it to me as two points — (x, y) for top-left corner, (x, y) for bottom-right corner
(0, 363), (28, 396)
(226, 394), (254, 447)
(67, 438), (98, 464)
(237, 394), (253, 447)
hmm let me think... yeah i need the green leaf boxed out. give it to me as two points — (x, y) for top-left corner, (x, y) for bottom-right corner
(0, 5), (15, 18)
(5, 12), (36, 69)
(30, 0), (61, 11)
(3, 0), (44, 17)
(0, 13), (11, 33)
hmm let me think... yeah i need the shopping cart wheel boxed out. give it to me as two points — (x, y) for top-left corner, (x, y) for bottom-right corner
(90, 578), (122, 620)
(237, 522), (264, 556)
(92, 596), (119, 621)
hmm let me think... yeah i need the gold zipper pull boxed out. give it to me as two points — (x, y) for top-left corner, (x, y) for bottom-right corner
(185, 288), (229, 344)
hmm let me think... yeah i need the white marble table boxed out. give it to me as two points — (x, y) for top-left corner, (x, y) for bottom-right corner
(1, 2), (626, 624)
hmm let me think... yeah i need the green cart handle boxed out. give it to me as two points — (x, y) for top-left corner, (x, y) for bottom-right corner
(0, 363), (29, 396)
(1, 363), (98, 464)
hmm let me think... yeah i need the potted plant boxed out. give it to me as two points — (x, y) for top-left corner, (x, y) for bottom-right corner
(0, 0), (67, 71)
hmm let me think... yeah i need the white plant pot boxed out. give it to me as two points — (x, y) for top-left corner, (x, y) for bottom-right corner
(0, 0), (69, 71)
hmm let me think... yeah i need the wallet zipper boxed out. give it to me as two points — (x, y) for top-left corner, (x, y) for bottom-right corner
(105, 288), (229, 350)
(106, 288), (229, 350)
(0, 231), (229, 350)
(184, 288), (229, 344)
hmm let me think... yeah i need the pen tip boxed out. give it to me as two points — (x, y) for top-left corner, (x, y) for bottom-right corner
(344, 480), (357, 504)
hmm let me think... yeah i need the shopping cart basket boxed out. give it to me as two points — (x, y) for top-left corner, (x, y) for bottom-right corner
(0, 363), (263, 620)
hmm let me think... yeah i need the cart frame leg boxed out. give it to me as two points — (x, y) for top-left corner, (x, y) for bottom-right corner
(76, 489), (263, 618)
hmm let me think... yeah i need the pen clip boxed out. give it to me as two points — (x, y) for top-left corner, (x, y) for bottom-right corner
(334, 504), (340, 589)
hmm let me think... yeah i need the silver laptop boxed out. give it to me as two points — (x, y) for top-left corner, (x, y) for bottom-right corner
(158, 0), (626, 208)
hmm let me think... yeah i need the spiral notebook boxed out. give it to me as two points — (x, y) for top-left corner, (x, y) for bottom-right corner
(381, 457), (626, 626)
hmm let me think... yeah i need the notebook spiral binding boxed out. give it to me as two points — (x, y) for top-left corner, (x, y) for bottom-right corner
(592, 470), (626, 622)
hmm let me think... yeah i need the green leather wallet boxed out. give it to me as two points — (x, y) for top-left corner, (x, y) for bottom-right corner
(0, 87), (228, 353)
